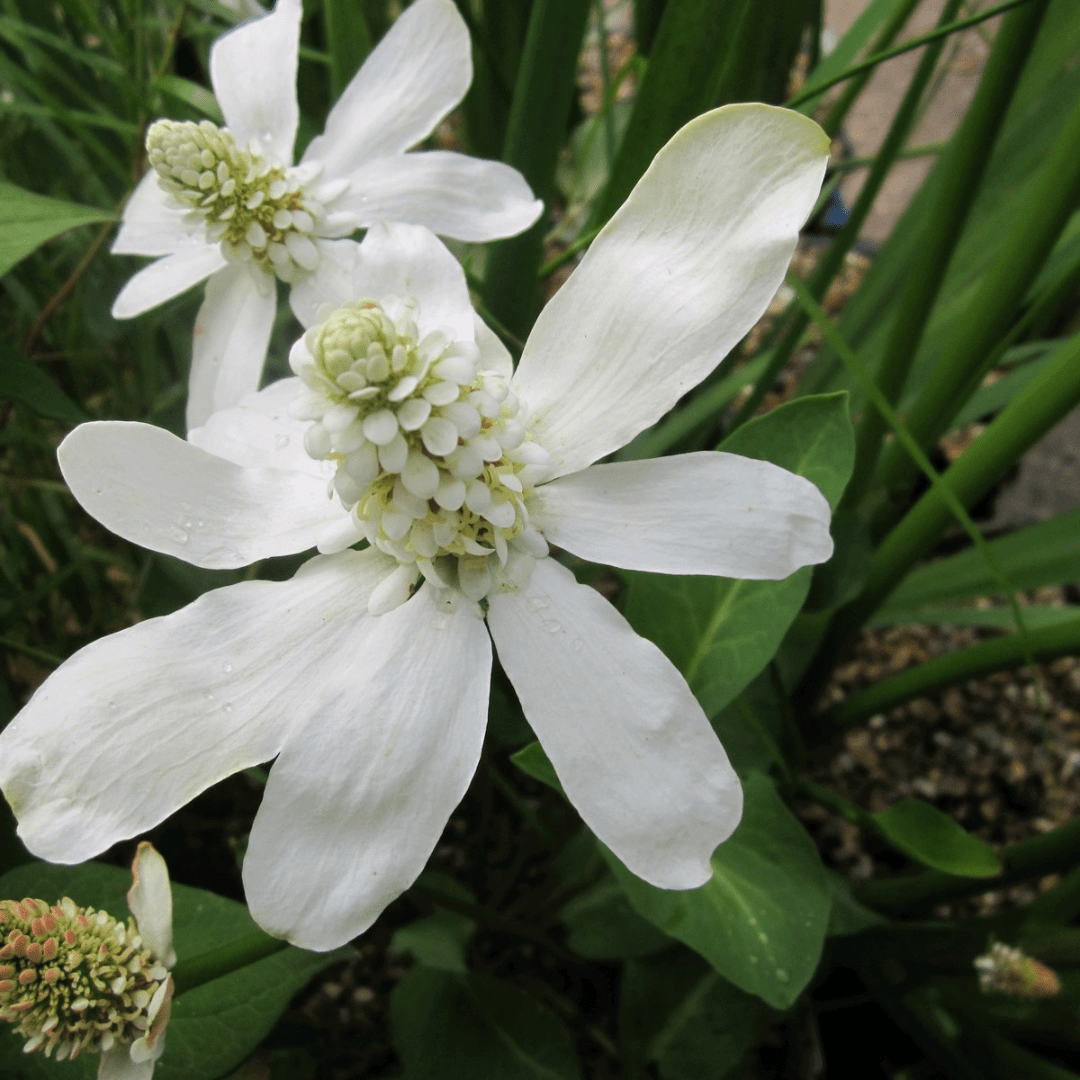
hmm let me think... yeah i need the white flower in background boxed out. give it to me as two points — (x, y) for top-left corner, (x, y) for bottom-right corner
(3, 105), (830, 951)
(0, 843), (174, 1078)
(111, 0), (541, 430)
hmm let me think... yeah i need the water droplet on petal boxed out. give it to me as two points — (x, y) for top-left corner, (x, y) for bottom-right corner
(572, 638), (585, 652)
(529, 597), (549, 611)
(108, 701), (117, 711)
(168, 526), (189, 544)
(541, 619), (561, 633)
(182, 518), (193, 529)
(274, 434), (290, 450)
(223, 702), (233, 713)
(222, 661), (233, 674)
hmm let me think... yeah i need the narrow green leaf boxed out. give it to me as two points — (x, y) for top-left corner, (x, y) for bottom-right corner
(622, 393), (854, 717)
(390, 968), (581, 1080)
(0, 345), (86, 423)
(0, 181), (114, 278)
(152, 74), (224, 123)
(510, 740), (563, 793)
(870, 604), (1078, 630)
(608, 772), (831, 1009)
(872, 799), (1002, 878)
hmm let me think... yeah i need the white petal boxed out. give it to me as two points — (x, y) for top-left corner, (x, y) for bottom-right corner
(474, 313), (512, 380)
(0, 550), (393, 863)
(302, 0), (470, 176)
(59, 421), (344, 567)
(189, 377), (330, 481)
(333, 151), (541, 242)
(288, 238), (360, 328)
(243, 586), (490, 949)
(98, 1046), (155, 1080)
(111, 246), (227, 319)
(351, 222), (475, 343)
(187, 262), (277, 429)
(530, 452), (833, 579)
(112, 170), (202, 256)
(210, 0), (300, 164)
(488, 558), (742, 889)
(127, 843), (175, 968)
(511, 104), (830, 479)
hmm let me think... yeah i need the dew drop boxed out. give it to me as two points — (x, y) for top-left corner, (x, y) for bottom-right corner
(529, 597), (550, 611)
(222, 661), (233, 674)
(571, 638), (585, 652)
(433, 616), (448, 631)
(197, 518), (206, 528)
(204, 691), (215, 702)
(222, 702), (234, 713)
(749, 955), (759, 964)
(182, 518), (194, 529)
(757, 931), (769, 945)
(776, 968), (789, 982)
(108, 701), (117, 711)
(168, 526), (189, 544)
(541, 619), (561, 633)
(180, 501), (193, 512)
(274, 434), (291, 450)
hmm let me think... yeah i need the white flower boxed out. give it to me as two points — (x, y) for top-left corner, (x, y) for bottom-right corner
(3, 105), (831, 951)
(111, 0), (542, 430)
(0, 843), (174, 1078)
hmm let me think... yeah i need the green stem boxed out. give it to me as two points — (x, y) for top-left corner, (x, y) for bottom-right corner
(855, 814), (1080, 915)
(874, 82), (1080, 502)
(785, 0), (1037, 110)
(481, 0), (592, 341)
(811, 617), (1080, 737)
(729, 0), (962, 431)
(172, 931), (289, 995)
(840, 0), (1050, 510)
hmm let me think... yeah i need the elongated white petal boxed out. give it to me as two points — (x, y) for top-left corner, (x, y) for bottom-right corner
(187, 262), (276, 429)
(0, 551), (392, 863)
(190, 378), (331, 481)
(488, 558), (742, 889)
(334, 151), (542, 241)
(350, 222), (475, 342)
(288, 238), (360, 328)
(511, 104), (830, 480)
(302, 0), (470, 177)
(112, 170), (202, 257)
(474, 313), (512, 380)
(98, 1046), (155, 1080)
(128, 843), (175, 967)
(529, 452), (833, 579)
(210, 0), (300, 164)
(59, 421), (343, 567)
(243, 586), (490, 950)
(111, 246), (227, 319)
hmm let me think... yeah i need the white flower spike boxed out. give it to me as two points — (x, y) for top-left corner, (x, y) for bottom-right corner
(0, 843), (174, 1078)
(4, 104), (831, 951)
(112, 0), (541, 430)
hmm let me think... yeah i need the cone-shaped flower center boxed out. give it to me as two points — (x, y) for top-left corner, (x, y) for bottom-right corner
(292, 299), (552, 600)
(0, 896), (171, 1063)
(147, 119), (322, 282)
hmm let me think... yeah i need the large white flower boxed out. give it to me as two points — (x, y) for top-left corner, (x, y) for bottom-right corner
(3, 105), (831, 951)
(111, 0), (541, 430)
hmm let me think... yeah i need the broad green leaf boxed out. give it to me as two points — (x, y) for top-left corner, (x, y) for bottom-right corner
(560, 876), (671, 960)
(607, 772), (831, 1009)
(152, 74), (224, 123)
(621, 949), (773, 1080)
(390, 968), (581, 1080)
(872, 799), (1002, 878)
(0, 181), (113, 278)
(623, 393), (854, 717)
(0, 342), (86, 423)
(391, 909), (475, 974)
(0, 861), (346, 1080)
(878, 509), (1080, 616)
(510, 740), (563, 793)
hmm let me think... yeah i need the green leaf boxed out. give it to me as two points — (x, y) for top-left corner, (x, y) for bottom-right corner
(560, 876), (671, 960)
(0, 181), (113, 278)
(391, 909), (475, 974)
(824, 872), (887, 937)
(607, 772), (831, 1009)
(621, 949), (774, 1080)
(622, 393), (855, 717)
(872, 799), (1002, 878)
(0, 342), (86, 423)
(510, 741), (563, 793)
(390, 968), (581, 1080)
(878, 508), (1080, 615)
(0, 861), (346, 1080)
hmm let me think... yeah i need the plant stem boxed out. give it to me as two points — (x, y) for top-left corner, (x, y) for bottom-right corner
(172, 931), (289, 995)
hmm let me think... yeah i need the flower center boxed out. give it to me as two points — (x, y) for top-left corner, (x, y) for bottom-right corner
(146, 119), (322, 282)
(292, 299), (551, 600)
(0, 896), (171, 1063)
